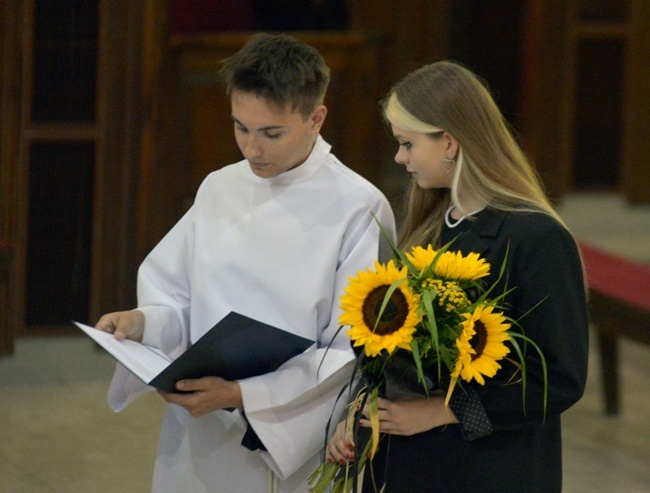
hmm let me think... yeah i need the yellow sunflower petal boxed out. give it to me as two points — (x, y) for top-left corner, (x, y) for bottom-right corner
(434, 251), (491, 281)
(406, 245), (439, 272)
(406, 245), (490, 281)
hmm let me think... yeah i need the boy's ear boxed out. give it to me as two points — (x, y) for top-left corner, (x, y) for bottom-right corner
(309, 105), (327, 133)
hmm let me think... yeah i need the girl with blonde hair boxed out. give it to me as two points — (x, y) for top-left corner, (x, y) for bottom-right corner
(326, 61), (589, 492)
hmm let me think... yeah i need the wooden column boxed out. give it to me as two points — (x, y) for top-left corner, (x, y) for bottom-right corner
(0, 0), (22, 353)
(621, 0), (650, 204)
(519, 0), (572, 198)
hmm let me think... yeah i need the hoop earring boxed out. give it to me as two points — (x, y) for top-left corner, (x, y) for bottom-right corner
(442, 157), (456, 174)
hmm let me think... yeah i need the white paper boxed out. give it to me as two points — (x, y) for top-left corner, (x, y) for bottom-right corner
(74, 321), (171, 384)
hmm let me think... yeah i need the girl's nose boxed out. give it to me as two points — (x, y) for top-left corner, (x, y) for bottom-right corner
(395, 148), (407, 165)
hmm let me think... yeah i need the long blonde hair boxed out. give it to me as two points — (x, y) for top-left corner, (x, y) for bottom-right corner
(383, 61), (564, 249)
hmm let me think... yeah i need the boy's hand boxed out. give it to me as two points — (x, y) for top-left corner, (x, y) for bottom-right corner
(158, 377), (243, 417)
(95, 310), (145, 342)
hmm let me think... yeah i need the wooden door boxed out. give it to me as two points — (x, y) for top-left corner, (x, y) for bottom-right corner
(521, 0), (650, 202)
(0, 0), (159, 349)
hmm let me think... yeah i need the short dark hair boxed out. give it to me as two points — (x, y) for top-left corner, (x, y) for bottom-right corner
(220, 33), (330, 118)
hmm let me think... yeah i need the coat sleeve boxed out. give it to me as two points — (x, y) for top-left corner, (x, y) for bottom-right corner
(239, 197), (396, 480)
(476, 216), (589, 430)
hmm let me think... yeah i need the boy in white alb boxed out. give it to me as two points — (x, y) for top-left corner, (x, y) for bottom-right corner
(95, 33), (395, 492)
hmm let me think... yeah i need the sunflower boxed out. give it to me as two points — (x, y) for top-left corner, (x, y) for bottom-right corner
(340, 260), (421, 357)
(451, 304), (511, 385)
(407, 245), (490, 281)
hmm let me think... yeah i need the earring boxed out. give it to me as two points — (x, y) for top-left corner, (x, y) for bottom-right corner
(442, 157), (456, 174)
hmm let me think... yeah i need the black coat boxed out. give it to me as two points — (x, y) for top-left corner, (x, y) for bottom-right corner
(365, 208), (589, 493)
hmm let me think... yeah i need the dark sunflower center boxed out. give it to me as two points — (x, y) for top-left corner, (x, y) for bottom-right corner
(362, 285), (409, 336)
(469, 320), (488, 361)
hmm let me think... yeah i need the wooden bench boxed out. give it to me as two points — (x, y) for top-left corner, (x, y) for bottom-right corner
(579, 242), (650, 415)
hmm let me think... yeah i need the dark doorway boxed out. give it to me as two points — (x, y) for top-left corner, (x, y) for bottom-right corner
(448, 0), (526, 132)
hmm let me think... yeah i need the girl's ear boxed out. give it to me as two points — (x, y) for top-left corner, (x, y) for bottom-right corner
(443, 131), (460, 158)
(310, 105), (327, 134)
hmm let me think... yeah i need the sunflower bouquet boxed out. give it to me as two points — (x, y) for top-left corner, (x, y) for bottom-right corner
(308, 240), (546, 493)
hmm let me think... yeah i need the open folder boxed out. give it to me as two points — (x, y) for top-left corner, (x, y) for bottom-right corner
(74, 311), (314, 393)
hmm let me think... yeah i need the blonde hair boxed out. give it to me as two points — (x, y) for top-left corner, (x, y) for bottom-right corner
(383, 61), (565, 249)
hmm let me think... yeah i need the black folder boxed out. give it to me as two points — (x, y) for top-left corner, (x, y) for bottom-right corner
(74, 311), (314, 393)
(149, 312), (314, 392)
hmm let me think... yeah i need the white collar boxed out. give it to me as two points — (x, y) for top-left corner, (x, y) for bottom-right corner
(254, 135), (331, 186)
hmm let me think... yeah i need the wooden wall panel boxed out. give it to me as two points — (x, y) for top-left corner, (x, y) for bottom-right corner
(519, 0), (571, 198)
(350, 0), (453, 203)
(521, 0), (650, 203)
(0, 0), (11, 354)
(0, 0), (22, 351)
(622, 1), (650, 203)
(174, 31), (386, 182)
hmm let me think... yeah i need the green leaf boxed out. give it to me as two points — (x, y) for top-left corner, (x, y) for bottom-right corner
(410, 338), (429, 396)
(373, 277), (408, 331)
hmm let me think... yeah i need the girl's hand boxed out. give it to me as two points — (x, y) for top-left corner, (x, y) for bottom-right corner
(325, 420), (355, 465)
(359, 396), (459, 436)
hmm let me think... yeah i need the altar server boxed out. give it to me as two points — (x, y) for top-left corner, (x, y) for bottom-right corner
(96, 33), (395, 493)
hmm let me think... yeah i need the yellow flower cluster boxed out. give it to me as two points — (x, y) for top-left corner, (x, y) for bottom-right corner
(421, 278), (468, 313)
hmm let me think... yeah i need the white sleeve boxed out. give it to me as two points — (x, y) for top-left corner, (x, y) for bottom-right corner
(239, 196), (396, 479)
(107, 200), (198, 411)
